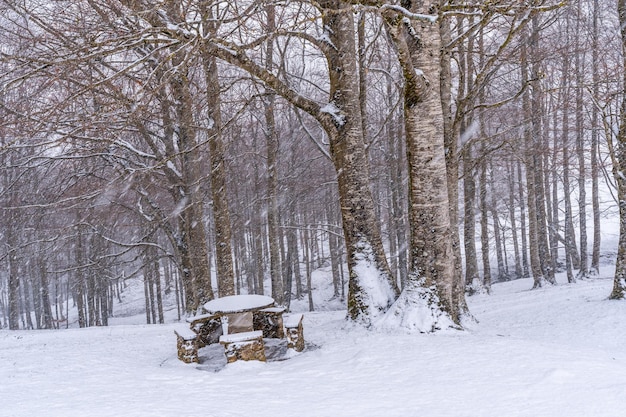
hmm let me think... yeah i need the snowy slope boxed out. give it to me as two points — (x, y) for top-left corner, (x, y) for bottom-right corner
(1, 269), (626, 417)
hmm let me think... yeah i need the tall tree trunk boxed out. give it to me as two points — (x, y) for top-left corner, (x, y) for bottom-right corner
(75, 225), (87, 328)
(38, 254), (53, 329)
(490, 164), (505, 283)
(521, 31), (544, 288)
(327, 190), (342, 298)
(320, 3), (398, 324)
(550, 96), (561, 282)
(562, 63), (576, 283)
(590, 0), (601, 275)
(507, 159), (522, 279)
(200, 5), (235, 298)
(143, 265), (152, 325)
(463, 144), (480, 290)
(543, 104), (557, 280)
(386, 74), (408, 288)
(382, 2), (463, 330)
(263, 4), (284, 305)
(609, 0), (626, 299)
(440, 11), (469, 317)
(517, 161), (530, 277)
(7, 221), (20, 330)
(480, 155), (492, 290)
(530, 19), (555, 285)
(557, 20), (575, 281)
(575, 0), (588, 279)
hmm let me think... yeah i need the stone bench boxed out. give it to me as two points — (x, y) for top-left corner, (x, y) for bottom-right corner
(219, 330), (266, 363)
(253, 307), (286, 339)
(284, 314), (304, 352)
(186, 313), (222, 348)
(174, 326), (199, 364)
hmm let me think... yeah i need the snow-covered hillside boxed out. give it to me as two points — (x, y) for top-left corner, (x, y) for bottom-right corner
(1, 268), (626, 417)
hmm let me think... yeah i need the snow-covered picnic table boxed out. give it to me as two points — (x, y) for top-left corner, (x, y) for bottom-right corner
(176, 294), (304, 364)
(203, 294), (275, 314)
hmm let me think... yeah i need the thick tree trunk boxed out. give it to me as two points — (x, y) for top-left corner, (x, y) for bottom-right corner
(198, 4), (235, 299)
(173, 55), (214, 312)
(381, 1), (463, 330)
(204, 52), (236, 298)
(319, 4), (398, 324)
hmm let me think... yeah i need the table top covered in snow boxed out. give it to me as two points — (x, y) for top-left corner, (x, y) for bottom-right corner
(203, 294), (275, 314)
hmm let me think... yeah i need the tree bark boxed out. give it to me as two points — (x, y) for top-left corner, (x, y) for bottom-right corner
(590, 0), (601, 275)
(575, 0), (588, 279)
(610, 0), (626, 300)
(440, 13), (469, 316)
(480, 154), (492, 290)
(382, 1), (463, 330)
(264, 3), (284, 305)
(490, 163), (505, 282)
(203, 48), (236, 297)
(463, 144), (480, 290)
(521, 31), (544, 288)
(507, 159), (522, 279)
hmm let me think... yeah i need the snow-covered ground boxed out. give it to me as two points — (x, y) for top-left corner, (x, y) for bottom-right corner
(2, 267), (626, 417)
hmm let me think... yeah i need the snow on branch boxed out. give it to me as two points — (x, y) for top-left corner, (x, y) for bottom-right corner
(441, 1), (567, 17)
(320, 101), (346, 127)
(380, 4), (438, 23)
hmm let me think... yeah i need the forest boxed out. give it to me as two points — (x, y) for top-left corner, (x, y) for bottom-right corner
(1, 0), (625, 332)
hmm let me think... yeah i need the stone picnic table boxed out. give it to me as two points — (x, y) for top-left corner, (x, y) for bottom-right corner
(175, 294), (304, 364)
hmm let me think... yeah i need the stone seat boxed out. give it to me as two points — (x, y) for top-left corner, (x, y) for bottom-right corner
(219, 330), (266, 363)
(174, 326), (199, 364)
(284, 314), (304, 352)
